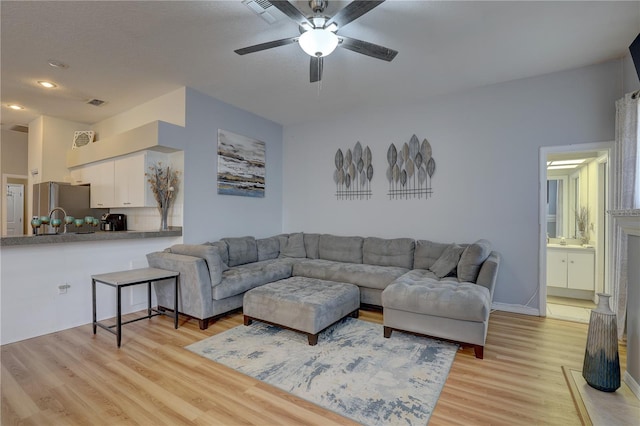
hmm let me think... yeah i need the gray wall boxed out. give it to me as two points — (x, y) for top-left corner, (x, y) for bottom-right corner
(183, 88), (283, 243)
(282, 59), (624, 311)
(623, 53), (640, 93)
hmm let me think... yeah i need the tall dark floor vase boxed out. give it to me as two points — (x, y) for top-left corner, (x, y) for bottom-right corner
(582, 293), (621, 392)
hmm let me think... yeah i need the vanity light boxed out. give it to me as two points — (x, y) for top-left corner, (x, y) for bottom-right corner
(8, 104), (24, 110)
(37, 80), (57, 88)
(551, 159), (586, 166)
(548, 165), (579, 170)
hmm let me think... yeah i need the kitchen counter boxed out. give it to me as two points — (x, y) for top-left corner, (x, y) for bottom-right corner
(1, 227), (182, 246)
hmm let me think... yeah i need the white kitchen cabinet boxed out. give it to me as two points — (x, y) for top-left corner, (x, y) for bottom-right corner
(113, 152), (160, 208)
(88, 161), (115, 208)
(69, 167), (90, 185)
(69, 151), (164, 208)
(70, 161), (114, 207)
(547, 247), (595, 291)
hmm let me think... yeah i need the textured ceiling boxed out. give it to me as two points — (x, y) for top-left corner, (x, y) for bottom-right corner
(1, 1), (639, 130)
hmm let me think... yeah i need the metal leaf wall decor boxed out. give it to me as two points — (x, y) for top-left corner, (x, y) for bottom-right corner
(387, 134), (436, 199)
(334, 141), (373, 200)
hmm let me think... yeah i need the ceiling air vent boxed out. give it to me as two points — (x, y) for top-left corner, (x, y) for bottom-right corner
(10, 124), (29, 133)
(87, 98), (106, 107)
(242, 0), (284, 24)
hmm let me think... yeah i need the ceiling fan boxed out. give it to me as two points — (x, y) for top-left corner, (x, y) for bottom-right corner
(235, 0), (398, 83)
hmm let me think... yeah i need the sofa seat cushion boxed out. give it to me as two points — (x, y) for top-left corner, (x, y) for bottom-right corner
(382, 270), (491, 322)
(212, 259), (292, 300)
(292, 259), (408, 290)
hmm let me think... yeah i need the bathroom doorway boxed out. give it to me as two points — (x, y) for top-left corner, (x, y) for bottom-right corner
(539, 142), (613, 323)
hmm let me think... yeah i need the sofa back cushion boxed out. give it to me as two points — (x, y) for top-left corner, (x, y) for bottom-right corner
(363, 237), (415, 269)
(278, 232), (307, 258)
(257, 236), (280, 261)
(168, 244), (225, 285)
(457, 239), (492, 282)
(222, 236), (258, 266)
(303, 233), (320, 259)
(318, 234), (364, 264)
(413, 239), (449, 270)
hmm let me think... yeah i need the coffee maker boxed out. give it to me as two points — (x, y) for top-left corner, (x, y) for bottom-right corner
(100, 213), (127, 231)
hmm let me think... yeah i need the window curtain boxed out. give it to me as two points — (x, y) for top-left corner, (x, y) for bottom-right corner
(612, 91), (639, 339)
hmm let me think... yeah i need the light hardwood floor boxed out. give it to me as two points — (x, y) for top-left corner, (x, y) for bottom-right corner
(1, 309), (627, 425)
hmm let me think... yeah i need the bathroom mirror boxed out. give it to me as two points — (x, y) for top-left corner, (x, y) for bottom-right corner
(546, 177), (569, 238)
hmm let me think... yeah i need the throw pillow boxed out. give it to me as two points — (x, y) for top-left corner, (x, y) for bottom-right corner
(457, 239), (492, 282)
(257, 237), (280, 261)
(413, 239), (449, 270)
(429, 244), (465, 278)
(278, 232), (307, 258)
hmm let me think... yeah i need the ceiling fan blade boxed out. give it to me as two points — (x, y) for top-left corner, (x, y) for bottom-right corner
(310, 56), (323, 83)
(269, 0), (313, 27)
(326, 0), (385, 29)
(234, 37), (298, 55)
(339, 36), (398, 62)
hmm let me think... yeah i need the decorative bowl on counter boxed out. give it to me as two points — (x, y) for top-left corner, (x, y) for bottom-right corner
(39, 216), (50, 225)
(74, 218), (84, 228)
(64, 216), (75, 225)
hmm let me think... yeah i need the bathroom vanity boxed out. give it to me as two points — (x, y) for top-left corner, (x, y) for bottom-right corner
(547, 244), (595, 299)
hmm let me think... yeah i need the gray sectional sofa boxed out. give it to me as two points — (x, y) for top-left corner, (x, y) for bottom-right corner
(146, 233), (501, 358)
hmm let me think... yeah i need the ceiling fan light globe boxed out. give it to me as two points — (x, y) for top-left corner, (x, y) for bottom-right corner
(299, 29), (338, 57)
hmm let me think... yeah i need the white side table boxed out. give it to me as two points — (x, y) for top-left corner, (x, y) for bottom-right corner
(92, 267), (179, 347)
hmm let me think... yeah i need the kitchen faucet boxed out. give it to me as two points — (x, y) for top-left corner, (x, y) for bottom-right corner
(49, 207), (67, 233)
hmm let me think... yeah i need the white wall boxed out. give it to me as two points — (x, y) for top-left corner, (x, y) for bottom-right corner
(282, 60), (623, 312)
(92, 87), (186, 139)
(0, 129), (28, 175)
(1, 237), (181, 345)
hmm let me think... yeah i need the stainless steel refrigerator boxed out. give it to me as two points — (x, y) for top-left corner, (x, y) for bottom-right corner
(32, 181), (107, 233)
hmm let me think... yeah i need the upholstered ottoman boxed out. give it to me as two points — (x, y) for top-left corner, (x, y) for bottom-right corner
(243, 276), (360, 345)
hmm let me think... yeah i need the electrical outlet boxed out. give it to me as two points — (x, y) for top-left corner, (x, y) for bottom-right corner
(58, 284), (70, 295)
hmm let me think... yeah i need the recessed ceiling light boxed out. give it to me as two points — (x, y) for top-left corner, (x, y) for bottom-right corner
(8, 104), (25, 110)
(37, 80), (57, 88)
(47, 59), (69, 69)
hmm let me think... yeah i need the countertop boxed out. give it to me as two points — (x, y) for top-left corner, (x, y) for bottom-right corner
(1, 227), (182, 246)
(547, 243), (595, 250)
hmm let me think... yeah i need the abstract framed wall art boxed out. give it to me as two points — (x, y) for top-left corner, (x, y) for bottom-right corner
(217, 129), (265, 197)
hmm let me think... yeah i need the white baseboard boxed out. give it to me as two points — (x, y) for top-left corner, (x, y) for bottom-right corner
(624, 371), (640, 400)
(491, 302), (540, 316)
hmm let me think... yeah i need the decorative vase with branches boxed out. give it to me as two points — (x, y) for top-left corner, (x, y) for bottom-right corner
(146, 163), (180, 230)
(575, 206), (589, 244)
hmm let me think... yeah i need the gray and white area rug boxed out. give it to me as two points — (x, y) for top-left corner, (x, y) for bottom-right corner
(186, 317), (457, 425)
